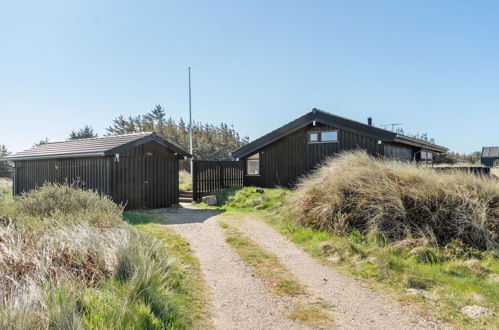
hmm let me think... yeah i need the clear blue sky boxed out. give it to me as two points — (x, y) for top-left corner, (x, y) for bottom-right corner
(1, 0), (498, 154)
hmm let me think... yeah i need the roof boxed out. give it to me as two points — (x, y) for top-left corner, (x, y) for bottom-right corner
(3, 132), (191, 161)
(232, 109), (448, 159)
(481, 146), (499, 158)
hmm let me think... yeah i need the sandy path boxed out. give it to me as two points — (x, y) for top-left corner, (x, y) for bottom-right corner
(153, 205), (307, 330)
(238, 216), (450, 329)
(151, 205), (450, 329)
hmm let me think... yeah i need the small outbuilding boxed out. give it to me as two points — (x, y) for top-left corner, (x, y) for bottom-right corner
(481, 146), (499, 167)
(3, 132), (191, 209)
(231, 109), (448, 188)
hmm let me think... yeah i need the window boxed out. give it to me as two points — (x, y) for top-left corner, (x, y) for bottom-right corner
(420, 150), (433, 161)
(246, 153), (260, 175)
(308, 130), (338, 143)
(321, 131), (338, 142)
(309, 132), (319, 142)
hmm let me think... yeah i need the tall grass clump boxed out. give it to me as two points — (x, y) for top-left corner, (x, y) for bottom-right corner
(291, 151), (499, 250)
(0, 183), (195, 329)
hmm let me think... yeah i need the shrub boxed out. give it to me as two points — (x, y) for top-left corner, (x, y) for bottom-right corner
(290, 151), (499, 250)
(12, 183), (123, 230)
(0, 184), (192, 329)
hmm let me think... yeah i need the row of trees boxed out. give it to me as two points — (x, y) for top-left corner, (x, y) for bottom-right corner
(30, 105), (248, 164)
(106, 105), (249, 161)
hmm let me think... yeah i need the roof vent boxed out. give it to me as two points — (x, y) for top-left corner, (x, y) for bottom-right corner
(368, 117), (373, 126)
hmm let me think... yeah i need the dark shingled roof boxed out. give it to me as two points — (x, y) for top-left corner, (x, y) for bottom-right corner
(232, 109), (448, 159)
(481, 146), (499, 158)
(3, 132), (191, 161)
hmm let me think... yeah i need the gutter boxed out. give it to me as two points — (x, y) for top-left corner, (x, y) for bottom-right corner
(1, 152), (106, 162)
(394, 135), (448, 153)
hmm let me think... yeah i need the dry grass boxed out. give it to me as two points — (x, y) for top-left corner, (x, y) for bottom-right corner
(492, 167), (499, 179)
(0, 184), (199, 329)
(291, 151), (499, 250)
(288, 301), (335, 329)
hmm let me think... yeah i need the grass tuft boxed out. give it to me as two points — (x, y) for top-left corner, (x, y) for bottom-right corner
(291, 151), (499, 250)
(0, 184), (206, 329)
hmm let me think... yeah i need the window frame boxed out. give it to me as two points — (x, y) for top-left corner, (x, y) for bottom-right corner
(246, 153), (260, 176)
(308, 130), (339, 144)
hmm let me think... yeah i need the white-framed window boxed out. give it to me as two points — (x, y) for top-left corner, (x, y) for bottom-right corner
(309, 132), (319, 142)
(308, 130), (338, 143)
(321, 131), (338, 142)
(246, 152), (260, 175)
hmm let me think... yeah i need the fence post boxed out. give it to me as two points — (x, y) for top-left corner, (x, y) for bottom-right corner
(219, 161), (224, 189)
(192, 160), (198, 201)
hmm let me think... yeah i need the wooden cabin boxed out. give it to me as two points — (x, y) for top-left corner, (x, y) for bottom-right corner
(4, 132), (191, 209)
(481, 146), (499, 167)
(231, 109), (448, 188)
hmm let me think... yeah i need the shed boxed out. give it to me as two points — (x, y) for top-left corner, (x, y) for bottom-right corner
(481, 146), (499, 167)
(231, 109), (448, 188)
(3, 132), (191, 209)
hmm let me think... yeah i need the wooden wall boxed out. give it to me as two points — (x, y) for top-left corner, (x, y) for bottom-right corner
(14, 157), (111, 195)
(243, 123), (383, 188)
(13, 141), (181, 210)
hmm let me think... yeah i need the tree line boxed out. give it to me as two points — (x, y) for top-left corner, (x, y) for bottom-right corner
(3, 105), (248, 173)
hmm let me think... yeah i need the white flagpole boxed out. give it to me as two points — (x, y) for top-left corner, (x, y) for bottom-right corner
(188, 67), (193, 175)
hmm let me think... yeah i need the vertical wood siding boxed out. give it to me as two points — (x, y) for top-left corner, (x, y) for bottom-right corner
(14, 157), (111, 195)
(13, 141), (181, 210)
(243, 123), (384, 188)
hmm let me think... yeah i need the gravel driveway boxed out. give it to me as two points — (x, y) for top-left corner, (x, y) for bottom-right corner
(151, 205), (450, 330)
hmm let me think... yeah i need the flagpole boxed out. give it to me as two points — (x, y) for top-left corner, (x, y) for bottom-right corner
(188, 67), (193, 176)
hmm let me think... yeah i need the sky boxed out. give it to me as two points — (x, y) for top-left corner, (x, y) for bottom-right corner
(0, 0), (498, 154)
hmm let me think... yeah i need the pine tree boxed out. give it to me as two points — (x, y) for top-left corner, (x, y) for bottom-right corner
(106, 105), (248, 169)
(0, 145), (11, 177)
(34, 138), (49, 147)
(69, 125), (98, 140)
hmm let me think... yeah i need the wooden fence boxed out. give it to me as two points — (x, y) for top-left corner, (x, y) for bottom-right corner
(192, 160), (244, 200)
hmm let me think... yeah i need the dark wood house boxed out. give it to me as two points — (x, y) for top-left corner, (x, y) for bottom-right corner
(481, 146), (499, 167)
(231, 109), (448, 188)
(4, 132), (191, 209)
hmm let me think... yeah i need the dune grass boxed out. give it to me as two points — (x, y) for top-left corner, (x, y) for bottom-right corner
(492, 167), (499, 179)
(202, 159), (499, 328)
(124, 213), (211, 329)
(292, 151), (498, 250)
(0, 184), (206, 329)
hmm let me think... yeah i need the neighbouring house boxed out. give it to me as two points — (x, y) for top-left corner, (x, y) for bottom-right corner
(231, 109), (448, 188)
(481, 146), (499, 167)
(2, 132), (191, 209)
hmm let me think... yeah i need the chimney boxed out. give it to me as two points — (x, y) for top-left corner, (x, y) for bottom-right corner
(367, 117), (373, 126)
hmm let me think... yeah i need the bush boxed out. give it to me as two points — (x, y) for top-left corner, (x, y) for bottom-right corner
(12, 183), (123, 230)
(0, 184), (193, 329)
(291, 151), (499, 250)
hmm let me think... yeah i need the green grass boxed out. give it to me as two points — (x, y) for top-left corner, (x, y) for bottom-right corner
(224, 228), (305, 297)
(0, 184), (209, 329)
(204, 186), (499, 328)
(124, 213), (211, 329)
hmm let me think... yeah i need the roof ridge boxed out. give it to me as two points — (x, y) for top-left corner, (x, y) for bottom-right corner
(43, 131), (153, 145)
